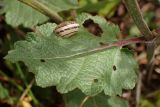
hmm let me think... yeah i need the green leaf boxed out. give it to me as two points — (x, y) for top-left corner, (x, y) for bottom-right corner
(64, 89), (129, 107)
(140, 99), (155, 107)
(98, 0), (120, 17)
(78, 0), (120, 17)
(3, 0), (47, 27)
(40, 0), (78, 12)
(2, 0), (78, 27)
(0, 83), (9, 99)
(5, 13), (138, 96)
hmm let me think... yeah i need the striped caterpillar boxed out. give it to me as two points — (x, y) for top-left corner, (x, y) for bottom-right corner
(54, 21), (80, 38)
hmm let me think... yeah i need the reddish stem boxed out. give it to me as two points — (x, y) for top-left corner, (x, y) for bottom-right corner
(114, 37), (145, 47)
(53, 36), (147, 59)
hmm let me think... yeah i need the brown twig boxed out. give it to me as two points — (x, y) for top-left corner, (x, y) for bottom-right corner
(146, 90), (160, 98)
(136, 73), (142, 107)
(92, 97), (98, 107)
(15, 27), (26, 38)
(16, 79), (35, 107)
(79, 96), (90, 107)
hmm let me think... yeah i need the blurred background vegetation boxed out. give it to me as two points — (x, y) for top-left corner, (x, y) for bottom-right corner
(0, 0), (160, 107)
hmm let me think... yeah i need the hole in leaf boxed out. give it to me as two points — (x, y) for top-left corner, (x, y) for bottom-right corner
(93, 79), (98, 83)
(113, 65), (117, 71)
(40, 59), (46, 63)
(83, 19), (103, 36)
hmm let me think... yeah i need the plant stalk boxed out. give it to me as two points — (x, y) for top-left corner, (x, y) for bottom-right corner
(17, 0), (63, 24)
(16, 79), (35, 107)
(15, 63), (41, 106)
(79, 96), (90, 107)
(123, 0), (153, 40)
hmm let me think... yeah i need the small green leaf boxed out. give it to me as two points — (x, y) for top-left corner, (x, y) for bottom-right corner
(2, 0), (78, 27)
(0, 83), (9, 99)
(140, 99), (155, 107)
(5, 13), (138, 96)
(78, 0), (120, 17)
(98, 0), (120, 17)
(64, 89), (129, 107)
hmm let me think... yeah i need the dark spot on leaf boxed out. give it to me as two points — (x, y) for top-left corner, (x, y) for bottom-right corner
(113, 65), (117, 71)
(83, 19), (103, 36)
(40, 59), (45, 62)
(93, 79), (98, 83)
(99, 42), (109, 46)
(99, 42), (105, 46)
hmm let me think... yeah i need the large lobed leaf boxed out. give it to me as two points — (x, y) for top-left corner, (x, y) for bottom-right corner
(5, 13), (138, 96)
(2, 0), (78, 27)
